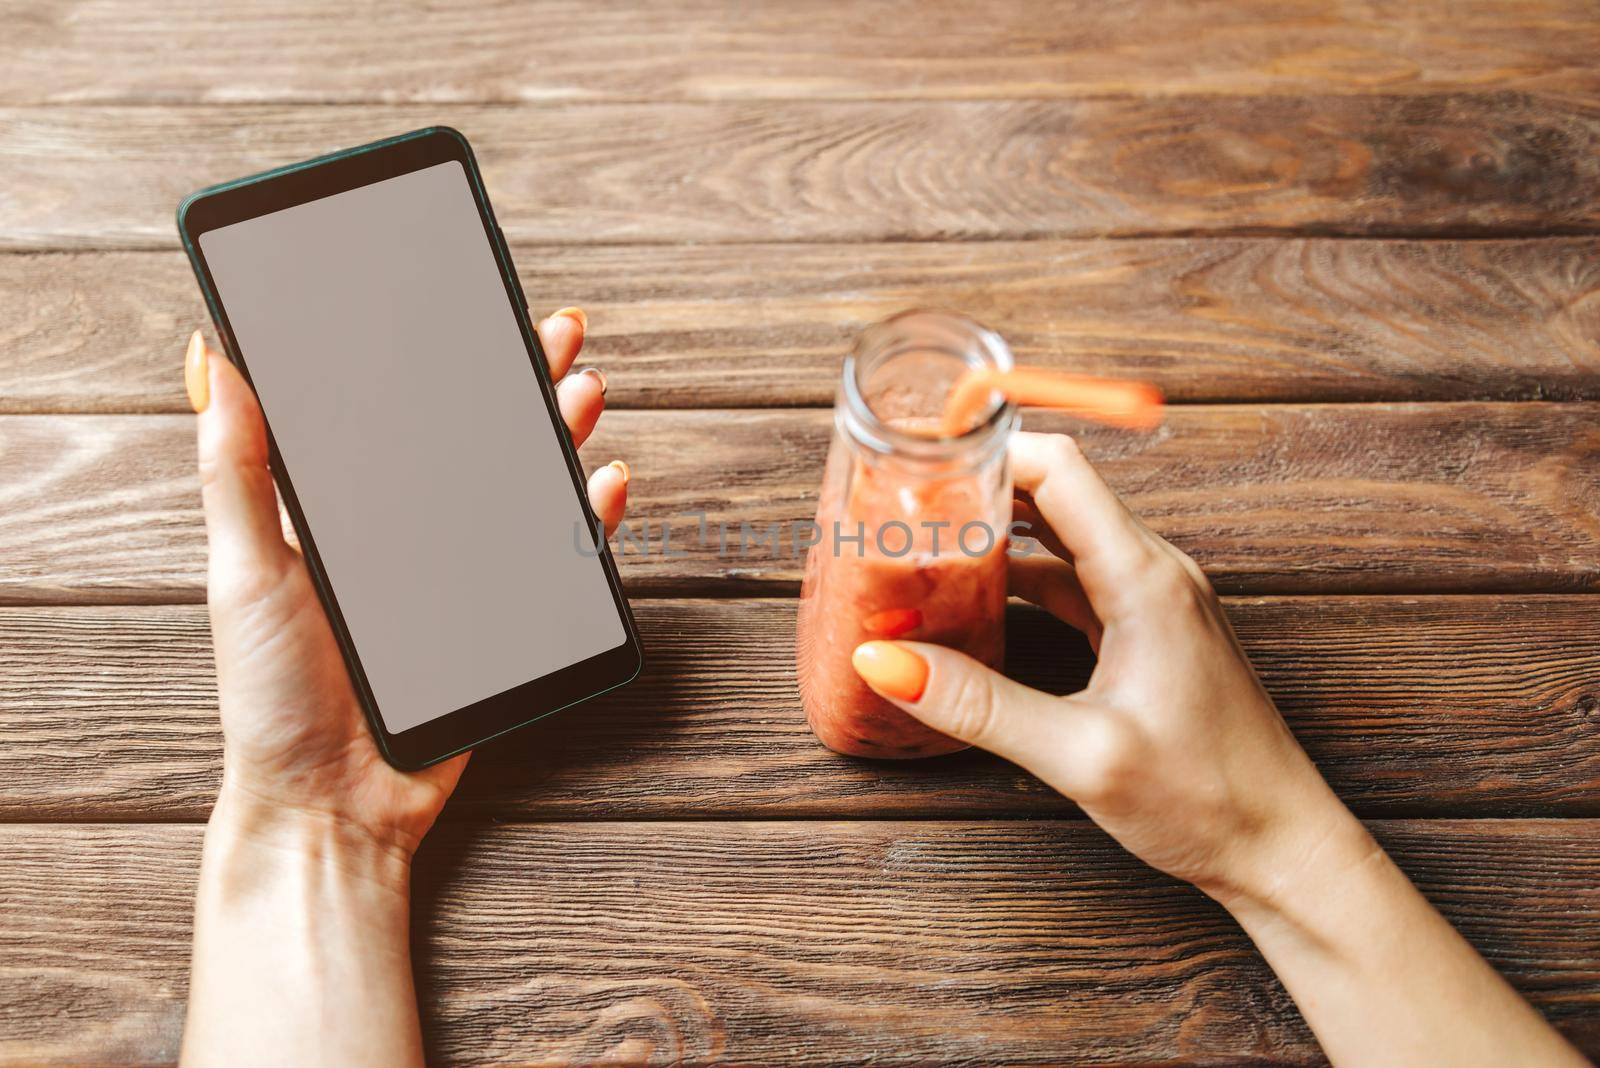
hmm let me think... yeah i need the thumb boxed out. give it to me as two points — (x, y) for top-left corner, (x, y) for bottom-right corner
(188, 331), (291, 586)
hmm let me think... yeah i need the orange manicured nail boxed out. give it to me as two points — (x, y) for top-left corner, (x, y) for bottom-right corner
(184, 330), (209, 413)
(852, 641), (928, 702)
(607, 459), (630, 484)
(553, 306), (588, 332)
(862, 607), (922, 639)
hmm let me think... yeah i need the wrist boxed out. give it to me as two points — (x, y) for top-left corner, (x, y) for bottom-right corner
(205, 782), (415, 900)
(186, 782), (425, 1066)
(1211, 796), (1380, 940)
(1201, 781), (1375, 923)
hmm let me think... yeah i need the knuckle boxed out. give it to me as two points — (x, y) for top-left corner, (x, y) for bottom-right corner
(209, 544), (298, 608)
(939, 668), (1003, 745)
(1098, 542), (1166, 620)
(1167, 580), (1210, 625)
(208, 560), (279, 607)
(1173, 547), (1213, 591)
(1048, 434), (1084, 468)
(197, 450), (270, 496)
(1139, 551), (1206, 609)
(196, 451), (225, 491)
(1128, 538), (1168, 577)
(1070, 712), (1143, 804)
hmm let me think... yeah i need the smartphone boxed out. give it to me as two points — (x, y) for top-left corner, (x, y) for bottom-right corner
(177, 127), (643, 769)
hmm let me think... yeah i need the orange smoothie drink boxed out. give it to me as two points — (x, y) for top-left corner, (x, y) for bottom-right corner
(796, 311), (1017, 758)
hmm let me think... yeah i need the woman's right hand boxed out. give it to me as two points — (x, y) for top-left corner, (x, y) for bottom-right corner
(851, 430), (1360, 907)
(852, 431), (1590, 1067)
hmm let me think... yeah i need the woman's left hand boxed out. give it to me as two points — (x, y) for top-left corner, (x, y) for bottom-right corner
(188, 306), (625, 857)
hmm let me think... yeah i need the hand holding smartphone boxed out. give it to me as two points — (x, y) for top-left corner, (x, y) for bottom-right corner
(179, 128), (643, 769)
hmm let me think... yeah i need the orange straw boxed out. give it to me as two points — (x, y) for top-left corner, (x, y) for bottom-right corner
(942, 367), (1164, 435)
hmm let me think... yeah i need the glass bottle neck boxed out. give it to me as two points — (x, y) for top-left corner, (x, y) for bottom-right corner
(838, 309), (1017, 476)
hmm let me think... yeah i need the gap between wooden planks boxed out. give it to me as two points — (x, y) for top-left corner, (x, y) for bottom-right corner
(5, 97), (1600, 249)
(4, 239), (1597, 413)
(1, 820), (1596, 1065)
(2, 405), (1596, 602)
(1, 597), (1596, 821)
(4, 0), (1598, 104)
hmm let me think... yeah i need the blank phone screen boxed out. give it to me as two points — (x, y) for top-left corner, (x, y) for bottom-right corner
(199, 161), (625, 734)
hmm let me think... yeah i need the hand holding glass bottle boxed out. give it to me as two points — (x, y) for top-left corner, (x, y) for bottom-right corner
(851, 429), (1587, 1067)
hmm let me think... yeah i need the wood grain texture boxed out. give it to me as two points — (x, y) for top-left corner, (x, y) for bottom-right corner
(0, 820), (1595, 1065)
(8, 96), (1600, 249)
(3, 405), (1596, 603)
(5, 0), (1599, 104)
(6, 239), (1600, 413)
(4, 2), (1598, 1062)
(1, 597), (1597, 821)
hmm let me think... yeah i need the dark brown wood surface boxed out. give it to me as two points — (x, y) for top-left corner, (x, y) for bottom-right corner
(1, 821), (1596, 1066)
(7, 96), (1600, 249)
(4, 405), (1597, 602)
(4, 2), (1599, 1063)
(5, 240), (1598, 413)
(7, 0), (1600, 104)
(2, 598), (1597, 822)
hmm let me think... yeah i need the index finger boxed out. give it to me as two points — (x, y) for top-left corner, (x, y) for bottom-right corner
(1009, 432), (1155, 595)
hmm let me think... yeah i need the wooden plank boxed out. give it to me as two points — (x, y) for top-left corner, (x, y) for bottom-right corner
(7, 97), (1600, 249)
(1, 597), (1597, 821)
(5, 0), (1598, 104)
(2, 405), (1596, 603)
(1, 820), (1595, 1065)
(6, 239), (1599, 414)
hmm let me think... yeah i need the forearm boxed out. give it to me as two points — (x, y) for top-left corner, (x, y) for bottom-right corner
(1222, 807), (1586, 1067)
(181, 786), (426, 1068)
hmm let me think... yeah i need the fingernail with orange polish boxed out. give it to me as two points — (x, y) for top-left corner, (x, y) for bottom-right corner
(184, 330), (209, 413)
(607, 459), (630, 484)
(862, 607), (922, 639)
(553, 306), (588, 332)
(852, 641), (928, 702)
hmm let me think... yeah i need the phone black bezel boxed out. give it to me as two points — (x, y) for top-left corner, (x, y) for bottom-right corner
(177, 126), (643, 770)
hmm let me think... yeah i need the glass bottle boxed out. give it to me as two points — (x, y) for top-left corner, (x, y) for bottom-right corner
(796, 310), (1017, 758)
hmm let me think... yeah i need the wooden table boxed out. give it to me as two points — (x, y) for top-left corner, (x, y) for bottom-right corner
(3, 3), (1600, 1063)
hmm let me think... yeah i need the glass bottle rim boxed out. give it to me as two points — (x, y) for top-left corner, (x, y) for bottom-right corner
(839, 308), (1018, 467)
